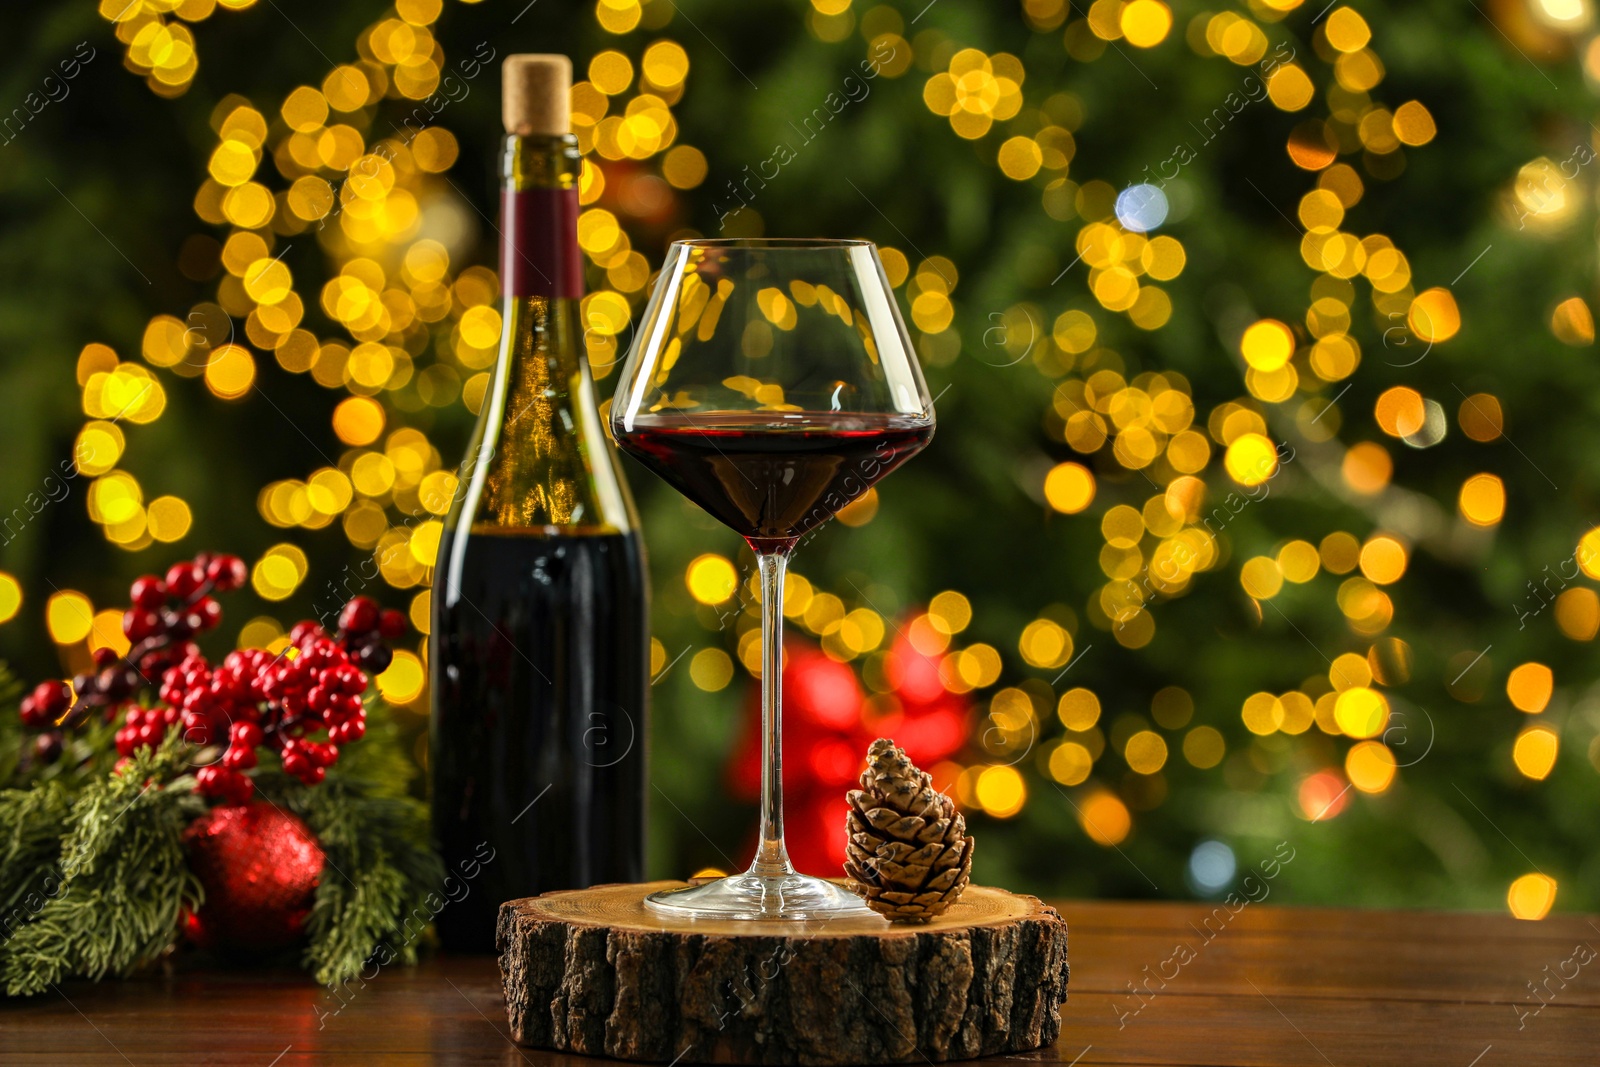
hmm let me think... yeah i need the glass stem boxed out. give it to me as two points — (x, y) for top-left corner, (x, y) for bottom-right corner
(750, 550), (793, 878)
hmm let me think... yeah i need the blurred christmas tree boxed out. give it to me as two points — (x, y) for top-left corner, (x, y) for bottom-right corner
(0, 0), (1596, 919)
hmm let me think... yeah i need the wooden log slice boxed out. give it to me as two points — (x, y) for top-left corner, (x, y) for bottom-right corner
(497, 881), (1068, 1065)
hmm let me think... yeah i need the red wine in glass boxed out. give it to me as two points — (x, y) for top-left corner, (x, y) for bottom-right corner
(612, 238), (936, 920)
(615, 411), (933, 553)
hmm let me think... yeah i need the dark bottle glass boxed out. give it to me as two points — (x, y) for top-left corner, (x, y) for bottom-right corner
(430, 65), (648, 952)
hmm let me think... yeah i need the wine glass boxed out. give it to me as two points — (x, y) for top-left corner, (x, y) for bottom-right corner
(612, 238), (936, 920)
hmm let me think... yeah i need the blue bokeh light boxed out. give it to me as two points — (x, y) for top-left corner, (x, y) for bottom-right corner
(1115, 183), (1170, 232)
(1186, 839), (1237, 895)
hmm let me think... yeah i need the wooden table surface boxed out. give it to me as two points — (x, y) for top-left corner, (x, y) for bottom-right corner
(3, 900), (1595, 1066)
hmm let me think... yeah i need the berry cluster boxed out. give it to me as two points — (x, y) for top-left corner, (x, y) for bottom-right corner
(18, 554), (247, 769)
(14, 556), (402, 805)
(337, 595), (406, 675)
(146, 622), (374, 801)
(18, 679), (72, 766)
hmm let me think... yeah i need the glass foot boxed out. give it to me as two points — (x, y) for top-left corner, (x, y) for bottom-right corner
(646, 872), (875, 920)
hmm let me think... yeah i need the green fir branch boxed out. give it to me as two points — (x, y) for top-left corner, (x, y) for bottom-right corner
(1, 734), (203, 997)
(0, 779), (73, 924)
(0, 661), (26, 789)
(270, 773), (444, 987)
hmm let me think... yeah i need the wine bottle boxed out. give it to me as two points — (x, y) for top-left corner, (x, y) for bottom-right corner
(429, 54), (649, 953)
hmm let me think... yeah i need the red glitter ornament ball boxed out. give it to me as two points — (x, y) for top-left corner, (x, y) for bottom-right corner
(181, 801), (324, 953)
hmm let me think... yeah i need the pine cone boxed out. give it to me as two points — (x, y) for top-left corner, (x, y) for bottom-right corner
(844, 738), (974, 922)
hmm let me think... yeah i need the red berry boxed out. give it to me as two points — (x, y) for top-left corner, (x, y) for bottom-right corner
(194, 765), (223, 795)
(331, 665), (365, 694)
(165, 562), (203, 600)
(378, 609), (407, 640)
(300, 765), (326, 785)
(20, 681), (70, 727)
(92, 646), (119, 669)
(330, 717), (365, 744)
(130, 576), (167, 611)
(123, 610), (160, 642)
(222, 744), (257, 770)
(181, 718), (212, 748)
(281, 750), (309, 777)
(231, 721), (263, 748)
(206, 555), (247, 592)
(339, 597), (380, 636)
(355, 643), (392, 673)
(33, 732), (63, 763)
(35, 681), (70, 715)
(97, 666), (131, 700)
(193, 597), (223, 630)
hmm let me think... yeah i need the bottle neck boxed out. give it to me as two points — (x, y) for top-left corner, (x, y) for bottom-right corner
(500, 133), (584, 303)
(454, 134), (635, 536)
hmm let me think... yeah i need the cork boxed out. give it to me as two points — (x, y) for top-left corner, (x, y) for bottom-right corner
(503, 54), (572, 136)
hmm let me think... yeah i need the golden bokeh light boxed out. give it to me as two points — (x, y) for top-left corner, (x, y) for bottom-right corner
(147, 495), (193, 542)
(1183, 725), (1225, 768)
(1334, 686), (1388, 738)
(1324, 7), (1371, 52)
(1512, 725), (1559, 780)
(1555, 588), (1600, 641)
(1341, 442), (1392, 495)
(1408, 288), (1461, 344)
(376, 650), (426, 704)
(1278, 540), (1321, 583)
(1048, 741), (1094, 786)
(974, 765), (1026, 817)
(1241, 319), (1294, 371)
(1507, 662), (1553, 713)
(1124, 729), (1168, 774)
(251, 543), (309, 601)
(1346, 740), (1396, 793)
(1458, 474), (1505, 526)
(1547, 297), (1593, 347)
(1242, 692), (1284, 735)
(1320, 531), (1361, 574)
(0, 573), (20, 625)
(1374, 387), (1425, 438)
(1224, 433), (1278, 486)
(1057, 687), (1101, 730)
(1077, 789), (1132, 846)
(1120, 0), (1172, 47)
(689, 648), (734, 691)
(1359, 535), (1408, 585)
(46, 591), (94, 645)
(1044, 461), (1096, 513)
(686, 554), (738, 605)
(1507, 873), (1557, 921)
(1240, 556), (1284, 600)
